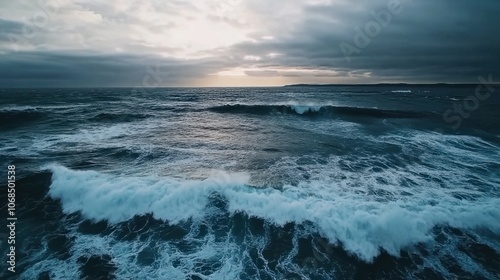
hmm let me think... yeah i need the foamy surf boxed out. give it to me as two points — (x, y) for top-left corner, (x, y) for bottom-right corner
(47, 164), (500, 263)
(3, 86), (499, 279)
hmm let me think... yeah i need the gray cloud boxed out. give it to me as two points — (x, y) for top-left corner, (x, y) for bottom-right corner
(0, 0), (499, 86)
(0, 51), (234, 87)
(224, 0), (500, 82)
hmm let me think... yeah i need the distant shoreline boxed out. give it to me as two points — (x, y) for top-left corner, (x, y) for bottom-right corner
(283, 83), (500, 88)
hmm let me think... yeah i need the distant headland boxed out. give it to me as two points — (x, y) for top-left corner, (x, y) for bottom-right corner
(283, 83), (498, 88)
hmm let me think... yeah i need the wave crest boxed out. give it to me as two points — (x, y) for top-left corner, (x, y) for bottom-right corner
(47, 165), (500, 262)
(0, 108), (45, 128)
(208, 104), (427, 119)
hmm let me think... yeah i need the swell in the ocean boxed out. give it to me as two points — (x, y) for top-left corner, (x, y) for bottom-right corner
(46, 164), (500, 262)
(208, 104), (428, 119)
(0, 108), (46, 128)
(2, 87), (500, 280)
(12, 157), (496, 279)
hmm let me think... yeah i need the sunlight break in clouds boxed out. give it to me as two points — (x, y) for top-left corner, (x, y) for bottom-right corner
(0, 0), (499, 86)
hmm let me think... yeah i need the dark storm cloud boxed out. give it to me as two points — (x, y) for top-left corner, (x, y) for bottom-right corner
(0, 0), (499, 86)
(0, 51), (234, 87)
(227, 0), (500, 82)
(0, 19), (25, 33)
(0, 19), (27, 45)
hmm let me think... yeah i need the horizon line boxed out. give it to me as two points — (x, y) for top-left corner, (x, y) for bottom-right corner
(1, 82), (498, 90)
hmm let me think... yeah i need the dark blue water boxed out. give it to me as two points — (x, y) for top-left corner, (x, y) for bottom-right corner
(1, 86), (499, 279)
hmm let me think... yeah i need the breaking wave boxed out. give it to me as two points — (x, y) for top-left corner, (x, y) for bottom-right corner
(208, 104), (427, 119)
(47, 164), (500, 263)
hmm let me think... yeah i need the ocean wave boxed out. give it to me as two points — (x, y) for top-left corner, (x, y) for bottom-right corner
(208, 104), (427, 119)
(90, 112), (153, 123)
(0, 104), (90, 112)
(0, 105), (95, 129)
(31, 121), (159, 152)
(0, 108), (46, 128)
(47, 165), (500, 263)
(390, 90), (412, 93)
(0, 105), (39, 112)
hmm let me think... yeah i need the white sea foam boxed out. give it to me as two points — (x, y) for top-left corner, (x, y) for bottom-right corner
(24, 131), (500, 279)
(0, 104), (89, 112)
(391, 90), (412, 93)
(31, 121), (156, 152)
(282, 101), (334, 115)
(290, 105), (323, 114)
(46, 155), (500, 263)
(0, 105), (38, 112)
(20, 215), (247, 280)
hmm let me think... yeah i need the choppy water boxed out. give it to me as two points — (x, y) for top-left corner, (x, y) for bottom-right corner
(1, 86), (499, 279)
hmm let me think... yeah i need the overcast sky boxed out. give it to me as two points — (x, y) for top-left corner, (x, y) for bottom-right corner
(0, 0), (499, 87)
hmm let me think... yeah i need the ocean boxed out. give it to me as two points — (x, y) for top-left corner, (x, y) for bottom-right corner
(1, 86), (499, 279)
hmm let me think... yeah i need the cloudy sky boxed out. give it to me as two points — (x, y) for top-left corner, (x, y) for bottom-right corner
(0, 0), (499, 87)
